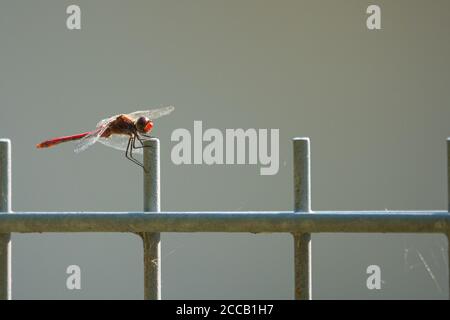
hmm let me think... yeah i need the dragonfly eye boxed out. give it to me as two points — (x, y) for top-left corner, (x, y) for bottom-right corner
(136, 116), (153, 133)
(144, 120), (153, 133)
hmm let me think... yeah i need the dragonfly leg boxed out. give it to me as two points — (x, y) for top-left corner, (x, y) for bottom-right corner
(130, 135), (149, 172)
(132, 134), (152, 149)
(125, 136), (146, 171)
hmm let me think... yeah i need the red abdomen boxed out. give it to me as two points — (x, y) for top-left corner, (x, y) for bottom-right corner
(36, 132), (91, 148)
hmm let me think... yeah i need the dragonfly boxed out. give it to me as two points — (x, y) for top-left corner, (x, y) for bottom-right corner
(36, 106), (175, 170)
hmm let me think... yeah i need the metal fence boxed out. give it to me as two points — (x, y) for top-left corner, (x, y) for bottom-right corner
(0, 137), (449, 300)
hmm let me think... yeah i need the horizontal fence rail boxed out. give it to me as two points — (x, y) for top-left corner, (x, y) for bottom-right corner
(0, 212), (449, 233)
(1, 137), (450, 300)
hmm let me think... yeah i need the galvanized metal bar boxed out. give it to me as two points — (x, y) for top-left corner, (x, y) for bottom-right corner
(0, 138), (447, 300)
(293, 234), (310, 300)
(141, 138), (161, 300)
(293, 138), (311, 300)
(293, 138), (311, 212)
(0, 139), (11, 300)
(447, 232), (450, 300)
(447, 138), (450, 299)
(448, 138), (450, 212)
(0, 211), (449, 233)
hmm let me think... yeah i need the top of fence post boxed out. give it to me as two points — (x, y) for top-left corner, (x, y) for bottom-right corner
(0, 139), (11, 300)
(0, 139), (11, 213)
(143, 138), (160, 212)
(293, 138), (311, 213)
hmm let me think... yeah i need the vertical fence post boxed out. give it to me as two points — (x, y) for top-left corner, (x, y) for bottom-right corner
(0, 139), (11, 300)
(447, 138), (450, 300)
(141, 138), (161, 300)
(293, 137), (311, 300)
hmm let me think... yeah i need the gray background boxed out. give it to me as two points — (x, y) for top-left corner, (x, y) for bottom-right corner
(0, 0), (449, 299)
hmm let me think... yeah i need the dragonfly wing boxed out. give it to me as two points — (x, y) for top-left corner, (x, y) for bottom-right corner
(97, 134), (143, 155)
(73, 123), (110, 153)
(73, 106), (173, 154)
(96, 114), (117, 128)
(128, 106), (175, 121)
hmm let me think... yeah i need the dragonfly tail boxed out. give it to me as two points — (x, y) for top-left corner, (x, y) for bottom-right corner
(36, 131), (92, 149)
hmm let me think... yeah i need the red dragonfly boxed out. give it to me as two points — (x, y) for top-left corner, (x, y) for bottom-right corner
(36, 106), (174, 169)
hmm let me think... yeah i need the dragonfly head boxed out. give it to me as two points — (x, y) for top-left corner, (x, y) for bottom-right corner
(136, 116), (153, 133)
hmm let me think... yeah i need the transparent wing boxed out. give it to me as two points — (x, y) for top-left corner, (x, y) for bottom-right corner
(96, 114), (117, 128)
(74, 106), (174, 153)
(97, 134), (143, 154)
(95, 106), (174, 127)
(73, 120), (112, 153)
(127, 105), (175, 121)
